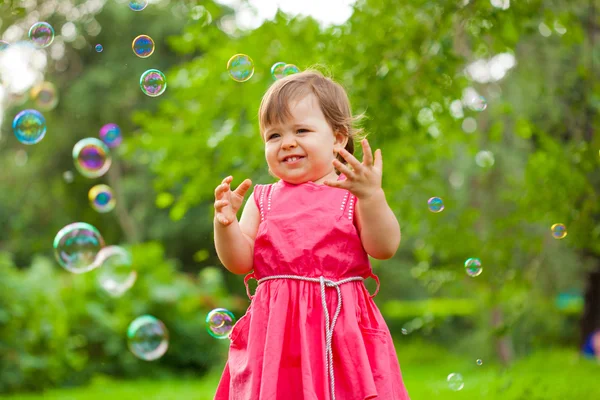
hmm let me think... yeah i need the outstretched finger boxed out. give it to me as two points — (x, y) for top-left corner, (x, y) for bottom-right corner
(362, 139), (373, 166)
(234, 178), (252, 197)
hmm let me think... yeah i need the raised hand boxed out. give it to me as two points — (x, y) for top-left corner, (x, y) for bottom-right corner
(323, 139), (383, 200)
(214, 176), (252, 226)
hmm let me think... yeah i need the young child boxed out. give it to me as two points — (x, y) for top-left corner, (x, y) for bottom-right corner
(213, 70), (411, 399)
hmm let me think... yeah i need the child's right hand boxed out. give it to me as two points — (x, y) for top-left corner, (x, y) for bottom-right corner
(214, 176), (252, 226)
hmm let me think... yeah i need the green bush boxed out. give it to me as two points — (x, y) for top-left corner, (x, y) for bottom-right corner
(0, 243), (243, 394)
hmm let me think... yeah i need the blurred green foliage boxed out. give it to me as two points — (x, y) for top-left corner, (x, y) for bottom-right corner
(0, 0), (598, 395)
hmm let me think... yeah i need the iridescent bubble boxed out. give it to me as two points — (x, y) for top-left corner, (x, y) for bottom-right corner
(190, 5), (212, 26)
(95, 246), (137, 297)
(140, 69), (167, 97)
(0, 40), (9, 51)
(128, 0), (148, 11)
(551, 223), (567, 239)
(28, 22), (55, 48)
(73, 138), (112, 178)
(282, 64), (300, 77)
(206, 308), (236, 339)
(469, 95), (487, 112)
(99, 123), (122, 148)
(227, 54), (254, 82)
(127, 315), (169, 361)
(447, 373), (464, 391)
(270, 62), (286, 80)
(12, 109), (46, 145)
(53, 222), (105, 273)
(132, 35), (155, 58)
(95, 44), (103, 52)
(88, 184), (116, 213)
(427, 197), (444, 213)
(464, 258), (482, 277)
(476, 359), (483, 366)
(30, 82), (59, 111)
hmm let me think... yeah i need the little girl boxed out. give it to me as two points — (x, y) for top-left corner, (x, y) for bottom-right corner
(213, 70), (411, 399)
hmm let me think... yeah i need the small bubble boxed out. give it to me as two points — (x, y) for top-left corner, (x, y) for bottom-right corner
(447, 373), (464, 391)
(427, 197), (444, 213)
(476, 359), (483, 365)
(551, 223), (567, 239)
(464, 258), (482, 277)
(95, 44), (103, 52)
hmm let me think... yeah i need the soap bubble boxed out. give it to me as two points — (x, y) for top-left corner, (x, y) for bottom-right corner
(190, 5), (212, 26)
(464, 258), (482, 277)
(206, 308), (236, 339)
(99, 123), (122, 148)
(30, 82), (59, 111)
(132, 35), (155, 58)
(476, 359), (483, 365)
(12, 109), (46, 144)
(73, 138), (112, 178)
(447, 373), (464, 391)
(140, 69), (167, 97)
(95, 44), (103, 52)
(270, 62), (286, 80)
(227, 54), (254, 82)
(28, 22), (55, 48)
(128, 0), (148, 11)
(96, 246), (137, 297)
(127, 315), (169, 361)
(551, 223), (567, 239)
(88, 184), (116, 213)
(468, 95), (487, 112)
(427, 197), (444, 213)
(282, 64), (300, 77)
(53, 222), (104, 273)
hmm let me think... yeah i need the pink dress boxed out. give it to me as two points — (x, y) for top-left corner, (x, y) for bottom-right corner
(214, 173), (411, 400)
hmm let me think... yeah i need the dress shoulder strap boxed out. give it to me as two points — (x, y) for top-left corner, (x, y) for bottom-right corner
(253, 183), (277, 222)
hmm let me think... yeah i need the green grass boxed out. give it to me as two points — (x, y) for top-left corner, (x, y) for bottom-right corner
(2, 340), (599, 399)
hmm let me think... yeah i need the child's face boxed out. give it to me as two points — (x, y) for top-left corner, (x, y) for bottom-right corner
(263, 94), (348, 184)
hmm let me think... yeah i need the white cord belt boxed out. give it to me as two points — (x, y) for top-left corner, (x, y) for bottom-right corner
(244, 273), (380, 400)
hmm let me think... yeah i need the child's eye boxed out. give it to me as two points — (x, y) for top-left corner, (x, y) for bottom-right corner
(297, 129), (309, 133)
(267, 133), (279, 140)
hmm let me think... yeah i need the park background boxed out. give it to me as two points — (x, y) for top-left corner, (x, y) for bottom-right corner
(1, 0), (599, 398)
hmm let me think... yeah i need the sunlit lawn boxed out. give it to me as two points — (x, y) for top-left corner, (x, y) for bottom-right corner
(2, 340), (599, 399)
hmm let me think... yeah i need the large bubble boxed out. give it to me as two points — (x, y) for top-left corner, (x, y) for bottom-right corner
(88, 184), (116, 213)
(227, 54), (254, 82)
(127, 315), (169, 361)
(206, 308), (236, 339)
(128, 0), (148, 11)
(73, 138), (112, 178)
(53, 222), (105, 273)
(132, 35), (155, 58)
(12, 109), (46, 144)
(99, 123), (122, 148)
(28, 22), (55, 48)
(95, 246), (137, 297)
(270, 62), (286, 80)
(140, 69), (167, 97)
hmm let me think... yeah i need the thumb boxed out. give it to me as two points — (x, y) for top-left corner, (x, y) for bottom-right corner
(234, 178), (253, 197)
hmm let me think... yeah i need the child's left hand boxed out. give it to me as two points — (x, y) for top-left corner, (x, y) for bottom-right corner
(323, 139), (383, 200)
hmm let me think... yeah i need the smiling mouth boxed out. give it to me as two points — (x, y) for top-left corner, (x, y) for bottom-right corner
(283, 156), (305, 163)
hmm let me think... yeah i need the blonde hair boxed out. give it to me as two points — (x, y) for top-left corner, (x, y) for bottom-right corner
(258, 69), (367, 171)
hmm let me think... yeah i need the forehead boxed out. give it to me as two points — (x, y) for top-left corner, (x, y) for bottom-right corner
(264, 94), (323, 130)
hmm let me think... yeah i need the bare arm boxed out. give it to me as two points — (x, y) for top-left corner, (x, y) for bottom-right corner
(214, 218), (254, 275)
(213, 176), (256, 275)
(356, 189), (401, 260)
